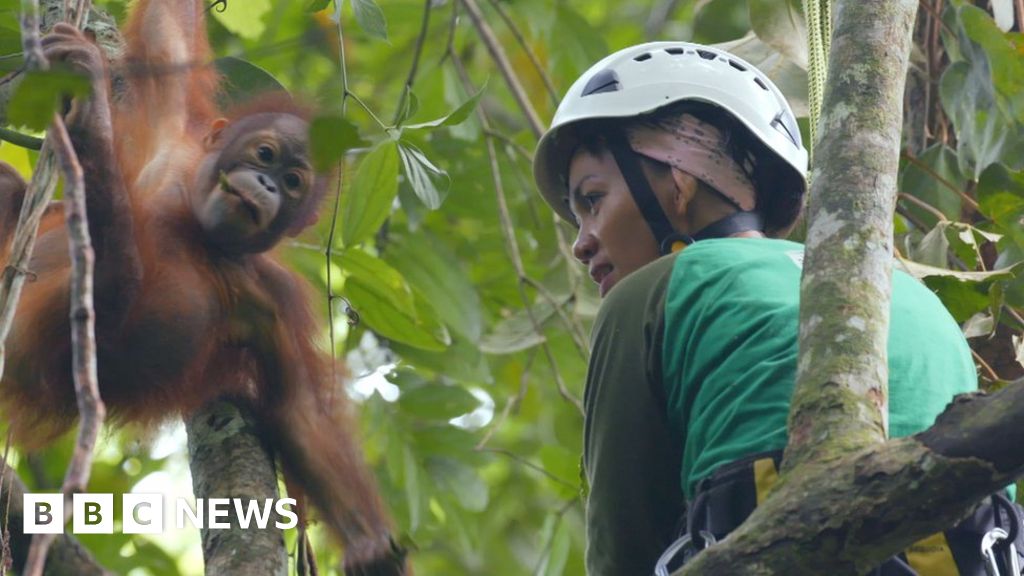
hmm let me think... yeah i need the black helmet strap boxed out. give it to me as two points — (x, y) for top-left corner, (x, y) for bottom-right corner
(606, 131), (764, 255)
(693, 211), (764, 241)
(606, 131), (678, 252)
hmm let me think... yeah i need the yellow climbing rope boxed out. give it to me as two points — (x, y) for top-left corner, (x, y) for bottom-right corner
(803, 0), (831, 162)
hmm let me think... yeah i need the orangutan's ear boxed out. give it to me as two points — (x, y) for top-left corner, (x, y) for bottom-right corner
(203, 118), (230, 148)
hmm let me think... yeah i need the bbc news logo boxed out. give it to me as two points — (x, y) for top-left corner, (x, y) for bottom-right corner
(23, 494), (298, 534)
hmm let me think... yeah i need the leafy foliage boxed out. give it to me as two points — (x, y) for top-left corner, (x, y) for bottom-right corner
(2, 0), (1023, 574)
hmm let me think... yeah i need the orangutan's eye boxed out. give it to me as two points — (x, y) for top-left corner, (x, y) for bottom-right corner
(257, 146), (275, 163)
(283, 173), (301, 189)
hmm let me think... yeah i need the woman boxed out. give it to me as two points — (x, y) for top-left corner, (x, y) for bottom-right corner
(533, 42), (1020, 576)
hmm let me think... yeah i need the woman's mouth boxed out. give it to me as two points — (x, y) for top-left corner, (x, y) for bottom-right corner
(590, 264), (614, 297)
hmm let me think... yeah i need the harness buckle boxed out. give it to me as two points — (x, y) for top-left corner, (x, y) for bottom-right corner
(653, 531), (717, 576)
(982, 527), (1018, 576)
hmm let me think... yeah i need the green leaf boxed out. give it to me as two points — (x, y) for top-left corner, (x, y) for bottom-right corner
(896, 257), (1019, 282)
(405, 82), (488, 130)
(342, 248), (450, 350)
(939, 5), (1024, 176)
(427, 458), (489, 512)
(8, 69), (89, 131)
(211, 0), (271, 39)
(959, 6), (1024, 118)
(977, 163), (1024, 249)
(398, 383), (479, 421)
(963, 312), (995, 338)
(385, 232), (483, 340)
(899, 144), (966, 226)
(748, 0), (807, 69)
(306, 0), (331, 11)
(402, 444), (422, 531)
(922, 275), (992, 322)
(350, 0), (388, 41)
(542, 520), (572, 576)
(412, 425), (479, 459)
(480, 297), (567, 354)
(397, 142), (450, 209)
(341, 140), (399, 246)
(915, 224), (953, 268)
(692, 0), (751, 44)
(714, 32), (808, 116)
(310, 114), (368, 172)
(215, 57), (287, 110)
(391, 339), (493, 385)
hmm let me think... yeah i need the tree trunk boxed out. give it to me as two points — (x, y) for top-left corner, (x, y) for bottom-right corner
(186, 401), (289, 576)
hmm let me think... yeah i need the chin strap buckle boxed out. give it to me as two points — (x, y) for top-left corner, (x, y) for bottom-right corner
(660, 233), (694, 255)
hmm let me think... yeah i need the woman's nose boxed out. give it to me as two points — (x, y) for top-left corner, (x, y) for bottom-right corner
(573, 228), (598, 263)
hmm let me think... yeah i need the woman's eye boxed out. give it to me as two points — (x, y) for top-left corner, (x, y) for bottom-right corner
(257, 146), (275, 163)
(283, 173), (301, 189)
(581, 193), (603, 213)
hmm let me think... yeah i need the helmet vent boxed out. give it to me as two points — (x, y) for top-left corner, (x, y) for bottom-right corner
(664, 47), (685, 55)
(754, 77), (770, 91)
(633, 52), (652, 62)
(581, 69), (622, 96)
(728, 60), (747, 72)
(696, 49), (717, 60)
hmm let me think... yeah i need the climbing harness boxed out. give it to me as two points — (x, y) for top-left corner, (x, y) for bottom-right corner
(653, 530), (717, 576)
(651, 451), (1024, 576)
(982, 493), (1023, 576)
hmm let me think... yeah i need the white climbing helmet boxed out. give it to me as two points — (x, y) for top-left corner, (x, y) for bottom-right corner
(533, 41), (809, 236)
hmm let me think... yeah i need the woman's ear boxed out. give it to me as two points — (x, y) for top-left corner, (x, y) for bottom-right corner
(669, 168), (699, 219)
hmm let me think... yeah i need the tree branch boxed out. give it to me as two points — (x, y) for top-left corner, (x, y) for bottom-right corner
(186, 401), (289, 575)
(678, 381), (1024, 575)
(4, 2), (107, 573)
(0, 464), (112, 576)
(786, 0), (919, 470)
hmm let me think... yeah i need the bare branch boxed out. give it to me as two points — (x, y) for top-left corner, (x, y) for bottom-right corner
(10, 1), (106, 573)
(459, 0), (545, 138)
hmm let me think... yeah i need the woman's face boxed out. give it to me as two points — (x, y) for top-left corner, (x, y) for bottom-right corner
(567, 148), (663, 297)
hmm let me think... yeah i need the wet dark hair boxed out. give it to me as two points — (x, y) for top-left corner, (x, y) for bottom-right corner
(567, 101), (803, 233)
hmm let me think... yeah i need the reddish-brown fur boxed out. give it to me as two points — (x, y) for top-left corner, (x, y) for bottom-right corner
(0, 1), (404, 572)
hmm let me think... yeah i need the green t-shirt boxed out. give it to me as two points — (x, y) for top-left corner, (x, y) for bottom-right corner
(663, 238), (977, 498)
(582, 238), (977, 576)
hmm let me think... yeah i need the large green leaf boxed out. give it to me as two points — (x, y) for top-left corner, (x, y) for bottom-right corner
(8, 69), (89, 131)
(398, 383), (479, 421)
(939, 5), (1024, 177)
(350, 0), (388, 41)
(310, 114), (368, 172)
(899, 144), (966, 227)
(896, 258), (1018, 282)
(692, 0), (751, 44)
(342, 248), (450, 350)
(479, 298), (567, 354)
(385, 232), (483, 340)
(748, 0), (807, 69)
(959, 6), (1024, 120)
(341, 140), (399, 247)
(391, 339), (493, 385)
(977, 163), (1024, 249)
(404, 82), (487, 131)
(212, 0), (271, 39)
(215, 57), (287, 109)
(714, 33), (808, 116)
(427, 457), (489, 512)
(397, 142), (450, 209)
